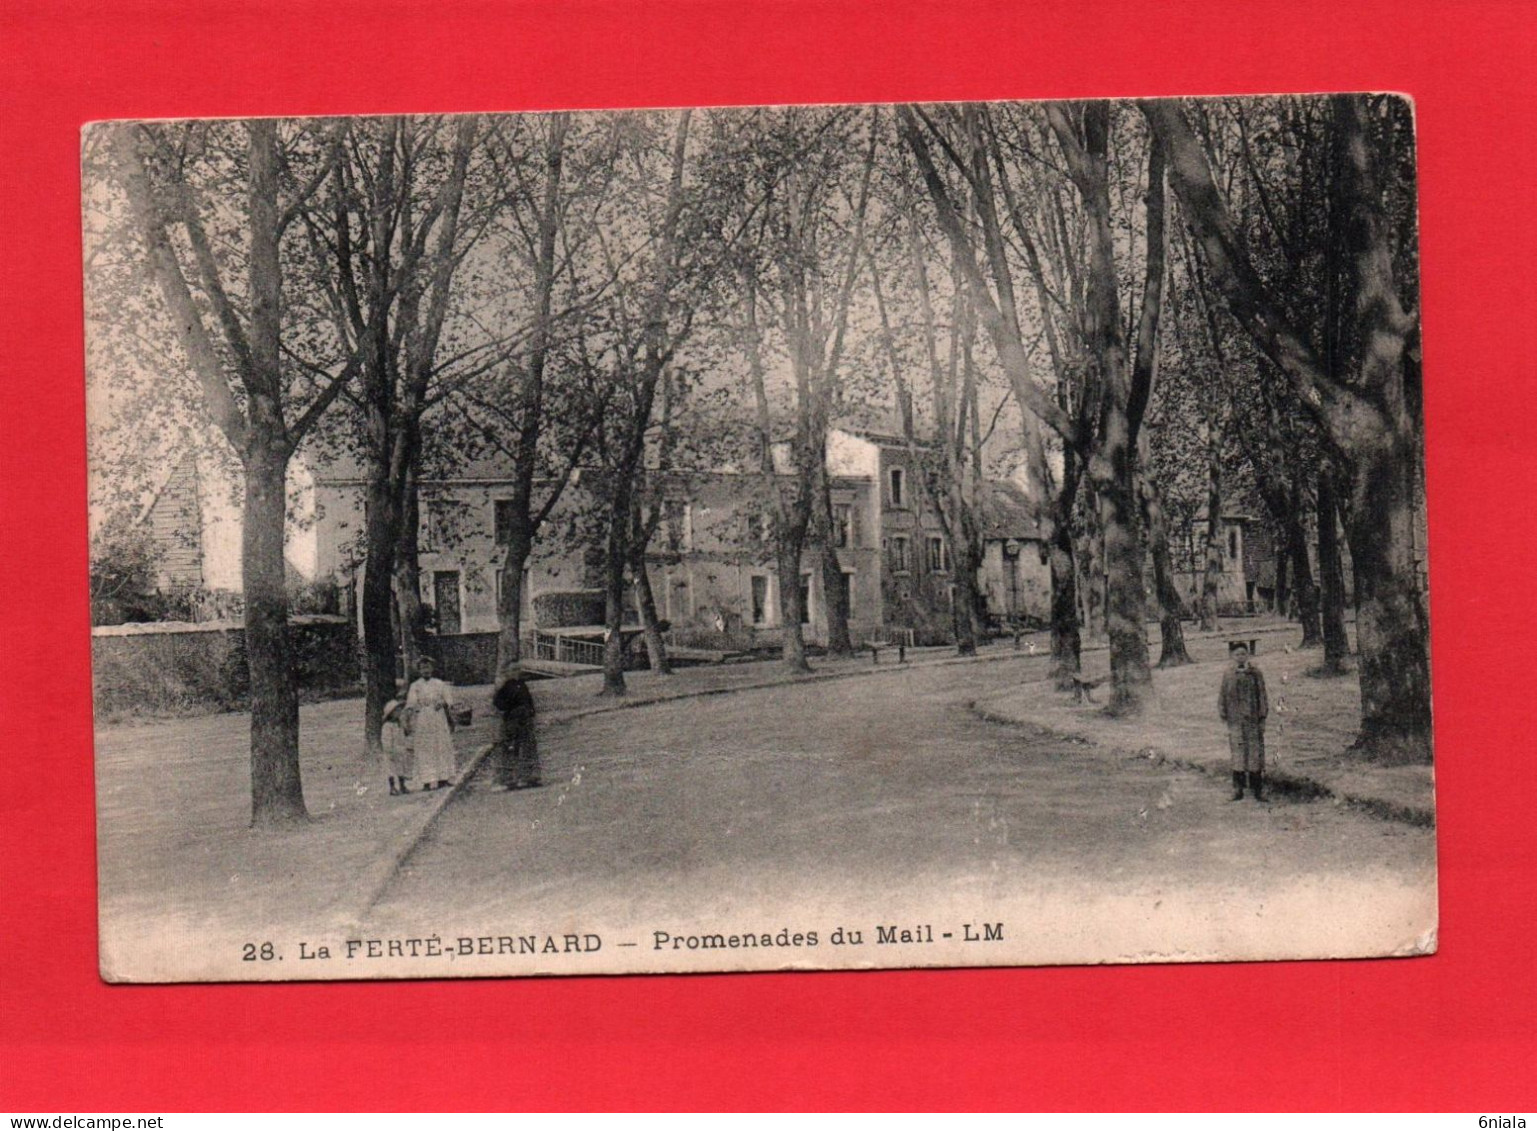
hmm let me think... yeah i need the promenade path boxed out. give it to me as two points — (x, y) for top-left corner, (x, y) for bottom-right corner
(95, 620), (1435, 979)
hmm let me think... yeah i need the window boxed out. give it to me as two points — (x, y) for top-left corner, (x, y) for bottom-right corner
(493, 499), (515, 546)
(889, 535), (910, 574)
(664, 499), (692, 552)
(1228, 528), (1240, 563)
(750, 575), (770, 626)
(833, 503), (853, 549)
(798, 573), (812, 625)
(888, 467), (906, 508)
(927, 535), (951, 572)
(837, 570), (854, 617)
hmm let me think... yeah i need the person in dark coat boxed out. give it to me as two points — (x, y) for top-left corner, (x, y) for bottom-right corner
(491, 666), (541, 791)
(1219, 641), (1270, 801)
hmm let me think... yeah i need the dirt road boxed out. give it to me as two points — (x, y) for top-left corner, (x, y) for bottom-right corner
(369, 659), (1437, 970)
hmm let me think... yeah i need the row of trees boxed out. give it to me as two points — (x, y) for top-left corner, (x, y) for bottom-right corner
(85, 94), (1430, 826)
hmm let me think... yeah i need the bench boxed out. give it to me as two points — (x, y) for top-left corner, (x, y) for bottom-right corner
(865, 639), (908, 664)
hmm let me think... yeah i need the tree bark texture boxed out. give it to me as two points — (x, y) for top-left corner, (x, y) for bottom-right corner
(1144, 477), (1191, 666)
(361, 463), (403, 768)
(630, 552), (673, 675)
(1198, 442), (1224, 631)
(394, 469), (423, 686)
(1287, 505), (1323, 646)
(1049, 457), (1083, 689)
(1274, 532), (1291, 618)
(1318, 460), (1351, 672)
(1046, 102), (1152, 714)
(600, 467), (637, 696)
(243, 444), (307, 826)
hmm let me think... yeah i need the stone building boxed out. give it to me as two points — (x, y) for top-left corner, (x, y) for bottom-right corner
(311, 427), (1051, 652)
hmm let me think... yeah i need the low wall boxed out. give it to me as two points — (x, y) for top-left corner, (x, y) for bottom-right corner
(91, 616), (358, 716)
(421, 632), (500, 686)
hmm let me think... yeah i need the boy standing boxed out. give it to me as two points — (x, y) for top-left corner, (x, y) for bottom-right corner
(1220, 641), (1269, 801)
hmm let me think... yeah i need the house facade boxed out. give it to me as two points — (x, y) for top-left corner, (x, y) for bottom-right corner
(977, 478), (1051, 628)
(313, 461), (887, 647)
(829, 430), (1050, 640)
(1170, 512), (1260, 613)
(125, 450), (320, 600)
(311, 428), (1051, 650)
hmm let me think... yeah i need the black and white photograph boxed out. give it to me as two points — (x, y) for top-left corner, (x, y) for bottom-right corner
(84, 95), (1436, 982)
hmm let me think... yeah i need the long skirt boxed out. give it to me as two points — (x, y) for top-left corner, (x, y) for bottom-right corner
(1227, 721), (1266, 773)
(413, 709), (457, 783)
(494, 717), (541, 788)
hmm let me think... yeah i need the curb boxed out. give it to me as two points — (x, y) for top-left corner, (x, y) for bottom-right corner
(538, 642), (1051, 727)
(530, 618), (1307, 724)
(967, 698), (1435, 828)
(331, 741), (498, 935)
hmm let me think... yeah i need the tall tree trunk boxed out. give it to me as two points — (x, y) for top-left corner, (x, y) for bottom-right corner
(1274, 530), (1291, 617)
(1144, 477), (1191, 666)
(114, 120), (362, 827)
(1289, 504), (1323, 647)
(1198, 446), (1223, 631)
(1345, 444), (1430, 759)
(1078, 508), (1107, 640)
(600, 473), (633, 696)
(950, 530), (981, 657)
(776, 537), (811, 673)
(818, 542), (854, 657)
(1043, 104), (1153, 713)
(243, 443), (306, 827)
(631, 555), (672, 675)
(1318, 459), (1350, 673)
(815, 456), (855, 659)
(244, 124), (307, 827)
(627, 493), (673, 676)
(360, 440), (402, 777)
(394, 468), (422, 686)
(1049, 459), (1082, 689)
(496, 526), (533, 673)
(600, 548), (628, 696)
(493, 115), (569, 683)
(1099, 473), (1151, 715)
(742, 270), (812, 676)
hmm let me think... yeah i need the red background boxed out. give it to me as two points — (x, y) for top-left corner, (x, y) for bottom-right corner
(2, 0), (1533, 1111)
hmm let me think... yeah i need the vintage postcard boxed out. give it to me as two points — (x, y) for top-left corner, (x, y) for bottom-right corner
(85, 94), (1436, 982)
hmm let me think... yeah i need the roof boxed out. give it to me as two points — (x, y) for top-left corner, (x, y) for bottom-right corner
(833, 426), (936, 450)
(308, 445), (522, 485)
(978, 479), (1046, 541)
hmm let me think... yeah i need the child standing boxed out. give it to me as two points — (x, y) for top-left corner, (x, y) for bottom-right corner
(381, 697), (414, 796)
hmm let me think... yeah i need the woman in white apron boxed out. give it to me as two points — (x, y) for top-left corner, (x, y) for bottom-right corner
(405, 656), (458, 790)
